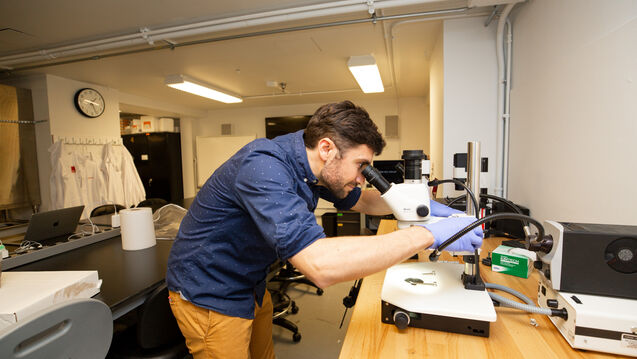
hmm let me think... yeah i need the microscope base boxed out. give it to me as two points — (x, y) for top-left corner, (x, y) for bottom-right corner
(380, 261), (496, 337)
(381, 300), (491, 337)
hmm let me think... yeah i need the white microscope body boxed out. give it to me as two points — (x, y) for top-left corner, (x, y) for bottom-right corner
(381, 182), (433, 229)
(362, 150), (496, 337)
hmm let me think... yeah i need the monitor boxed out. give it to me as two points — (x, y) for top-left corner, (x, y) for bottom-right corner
(372, 160), (404, 184)
(265, 115), (311, 139)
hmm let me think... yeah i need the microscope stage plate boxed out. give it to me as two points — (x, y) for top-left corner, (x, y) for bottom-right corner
(381, 261), (496, 322)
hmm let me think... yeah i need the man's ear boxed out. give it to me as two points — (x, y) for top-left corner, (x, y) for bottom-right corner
(317, 137), (336, 161)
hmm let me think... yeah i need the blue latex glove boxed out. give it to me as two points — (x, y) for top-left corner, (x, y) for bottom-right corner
(422, 216), (483, 252)
(429, 200), (464, 217)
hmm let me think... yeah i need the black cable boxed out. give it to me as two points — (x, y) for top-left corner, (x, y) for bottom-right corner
(481, 193), (530, 231)
(445, 193), (529, 237)
(428, 179), (479, 218)
(445, 193), (522, 217)
(444, 195), (464, 207)
(481, 194), (523, 215)
(429, 213), (545, 261)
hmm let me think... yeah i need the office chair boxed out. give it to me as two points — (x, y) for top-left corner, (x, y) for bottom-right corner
(91, 204), (126, 217)
(137, 198), (169, 213)
(269, 262), (324, 296)
(268, 262), (323, 343)
(270, 288), (302, 342)
(0, 298), (113, 359)
(267, 261), (301, 342)
(108, 283), (189, 359)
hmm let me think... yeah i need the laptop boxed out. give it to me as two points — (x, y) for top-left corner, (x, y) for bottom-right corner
(22, 205), (85, 243)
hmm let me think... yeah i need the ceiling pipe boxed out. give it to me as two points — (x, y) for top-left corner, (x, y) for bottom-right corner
(494, 3), (515, 198)
(380, 9), (398, 100)
(502, 17), (513, 198)
(0, 0), (362, 62)
(484, 5), (500, 26)
(2, 7), (472, 73)
(0, 0), (447, 68)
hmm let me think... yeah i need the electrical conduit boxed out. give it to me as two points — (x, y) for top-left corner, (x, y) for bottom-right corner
(495, 3), (515, 198)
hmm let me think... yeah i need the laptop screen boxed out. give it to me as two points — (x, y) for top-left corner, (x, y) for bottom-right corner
(23, 205), (85, 243)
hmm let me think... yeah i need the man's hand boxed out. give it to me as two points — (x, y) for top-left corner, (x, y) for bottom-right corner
(422, 216), (483, 252)
(429, 200), (464, 217)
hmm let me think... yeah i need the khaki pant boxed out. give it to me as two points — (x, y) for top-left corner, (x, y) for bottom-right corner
(168, 290), (275, 359)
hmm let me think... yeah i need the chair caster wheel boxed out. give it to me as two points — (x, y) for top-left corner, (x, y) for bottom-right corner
(291, 303), (299, 314)
(316, 288), (324, 296)
(293, 333), (302, 342)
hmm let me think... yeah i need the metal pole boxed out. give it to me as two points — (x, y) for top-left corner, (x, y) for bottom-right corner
(466, 141), (481, 217)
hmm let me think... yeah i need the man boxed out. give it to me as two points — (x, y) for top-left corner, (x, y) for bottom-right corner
(166, 100), (482, 358)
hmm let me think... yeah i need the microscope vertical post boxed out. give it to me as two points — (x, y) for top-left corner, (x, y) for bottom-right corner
(463, 141), (484, 289)
(466, 141), (481, 217)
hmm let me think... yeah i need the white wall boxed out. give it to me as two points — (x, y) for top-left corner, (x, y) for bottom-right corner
(508, 0), (637, 225)
(195, 98), (405, 141)
(441, 17), (498, 197)
(46, 75), (121, 139)
(197, 98), (428, 151)
(398, 97), (429, 155)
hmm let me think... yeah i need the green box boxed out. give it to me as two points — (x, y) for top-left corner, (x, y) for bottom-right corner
(491, 245), (532, 278)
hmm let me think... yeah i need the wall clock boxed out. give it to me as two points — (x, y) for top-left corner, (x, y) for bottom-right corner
(74, 88), (105, 118)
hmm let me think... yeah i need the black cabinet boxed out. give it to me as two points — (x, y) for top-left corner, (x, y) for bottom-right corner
(122, 132), (184, 203)
(321, 211), (361, 237)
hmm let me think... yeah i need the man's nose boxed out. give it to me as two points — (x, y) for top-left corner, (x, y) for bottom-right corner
(355, 173), (365, 185)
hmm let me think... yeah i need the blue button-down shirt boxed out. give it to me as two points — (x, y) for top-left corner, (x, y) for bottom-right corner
(166, 130), (361, 319)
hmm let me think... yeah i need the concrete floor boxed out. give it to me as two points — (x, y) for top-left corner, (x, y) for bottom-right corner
(271, 280), (356, 359)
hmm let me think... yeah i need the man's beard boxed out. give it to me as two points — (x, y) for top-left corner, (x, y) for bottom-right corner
(319, 157), (357, 199)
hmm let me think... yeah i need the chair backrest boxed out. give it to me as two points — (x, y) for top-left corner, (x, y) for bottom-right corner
(91, 204), (126, 218)
(136, 198), (169, 213)
(0, 298), (113, 359)
(136, 283), (184, 349)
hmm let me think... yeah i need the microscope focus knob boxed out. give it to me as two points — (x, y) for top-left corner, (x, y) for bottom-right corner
(416, 205), (429, 217)
(393, 311), (410, 330)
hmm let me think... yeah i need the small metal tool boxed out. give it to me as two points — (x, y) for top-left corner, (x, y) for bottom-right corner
(405, 278), (437, 286)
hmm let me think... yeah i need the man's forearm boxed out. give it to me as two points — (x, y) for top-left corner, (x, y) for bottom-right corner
(289, 226), (433, 288)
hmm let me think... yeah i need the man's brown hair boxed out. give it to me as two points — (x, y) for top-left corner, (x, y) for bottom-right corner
(303, 100), (385, 155)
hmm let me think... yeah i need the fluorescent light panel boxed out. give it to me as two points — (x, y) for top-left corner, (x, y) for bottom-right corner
(347, 55), (384, 93)
(165, 74), (242, 103)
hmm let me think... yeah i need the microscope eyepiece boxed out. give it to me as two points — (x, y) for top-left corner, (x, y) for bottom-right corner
(362, 165), (392, 194)
(401, 150), (426, 181)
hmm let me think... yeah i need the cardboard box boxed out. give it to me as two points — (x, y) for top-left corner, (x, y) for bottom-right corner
(0, 271), (102, 329)
(491, 245), (536, 278)
(140, 116), (158, 132)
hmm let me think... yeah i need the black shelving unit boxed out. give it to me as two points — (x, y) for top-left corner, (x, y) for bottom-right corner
(122, 132), (184, 203)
